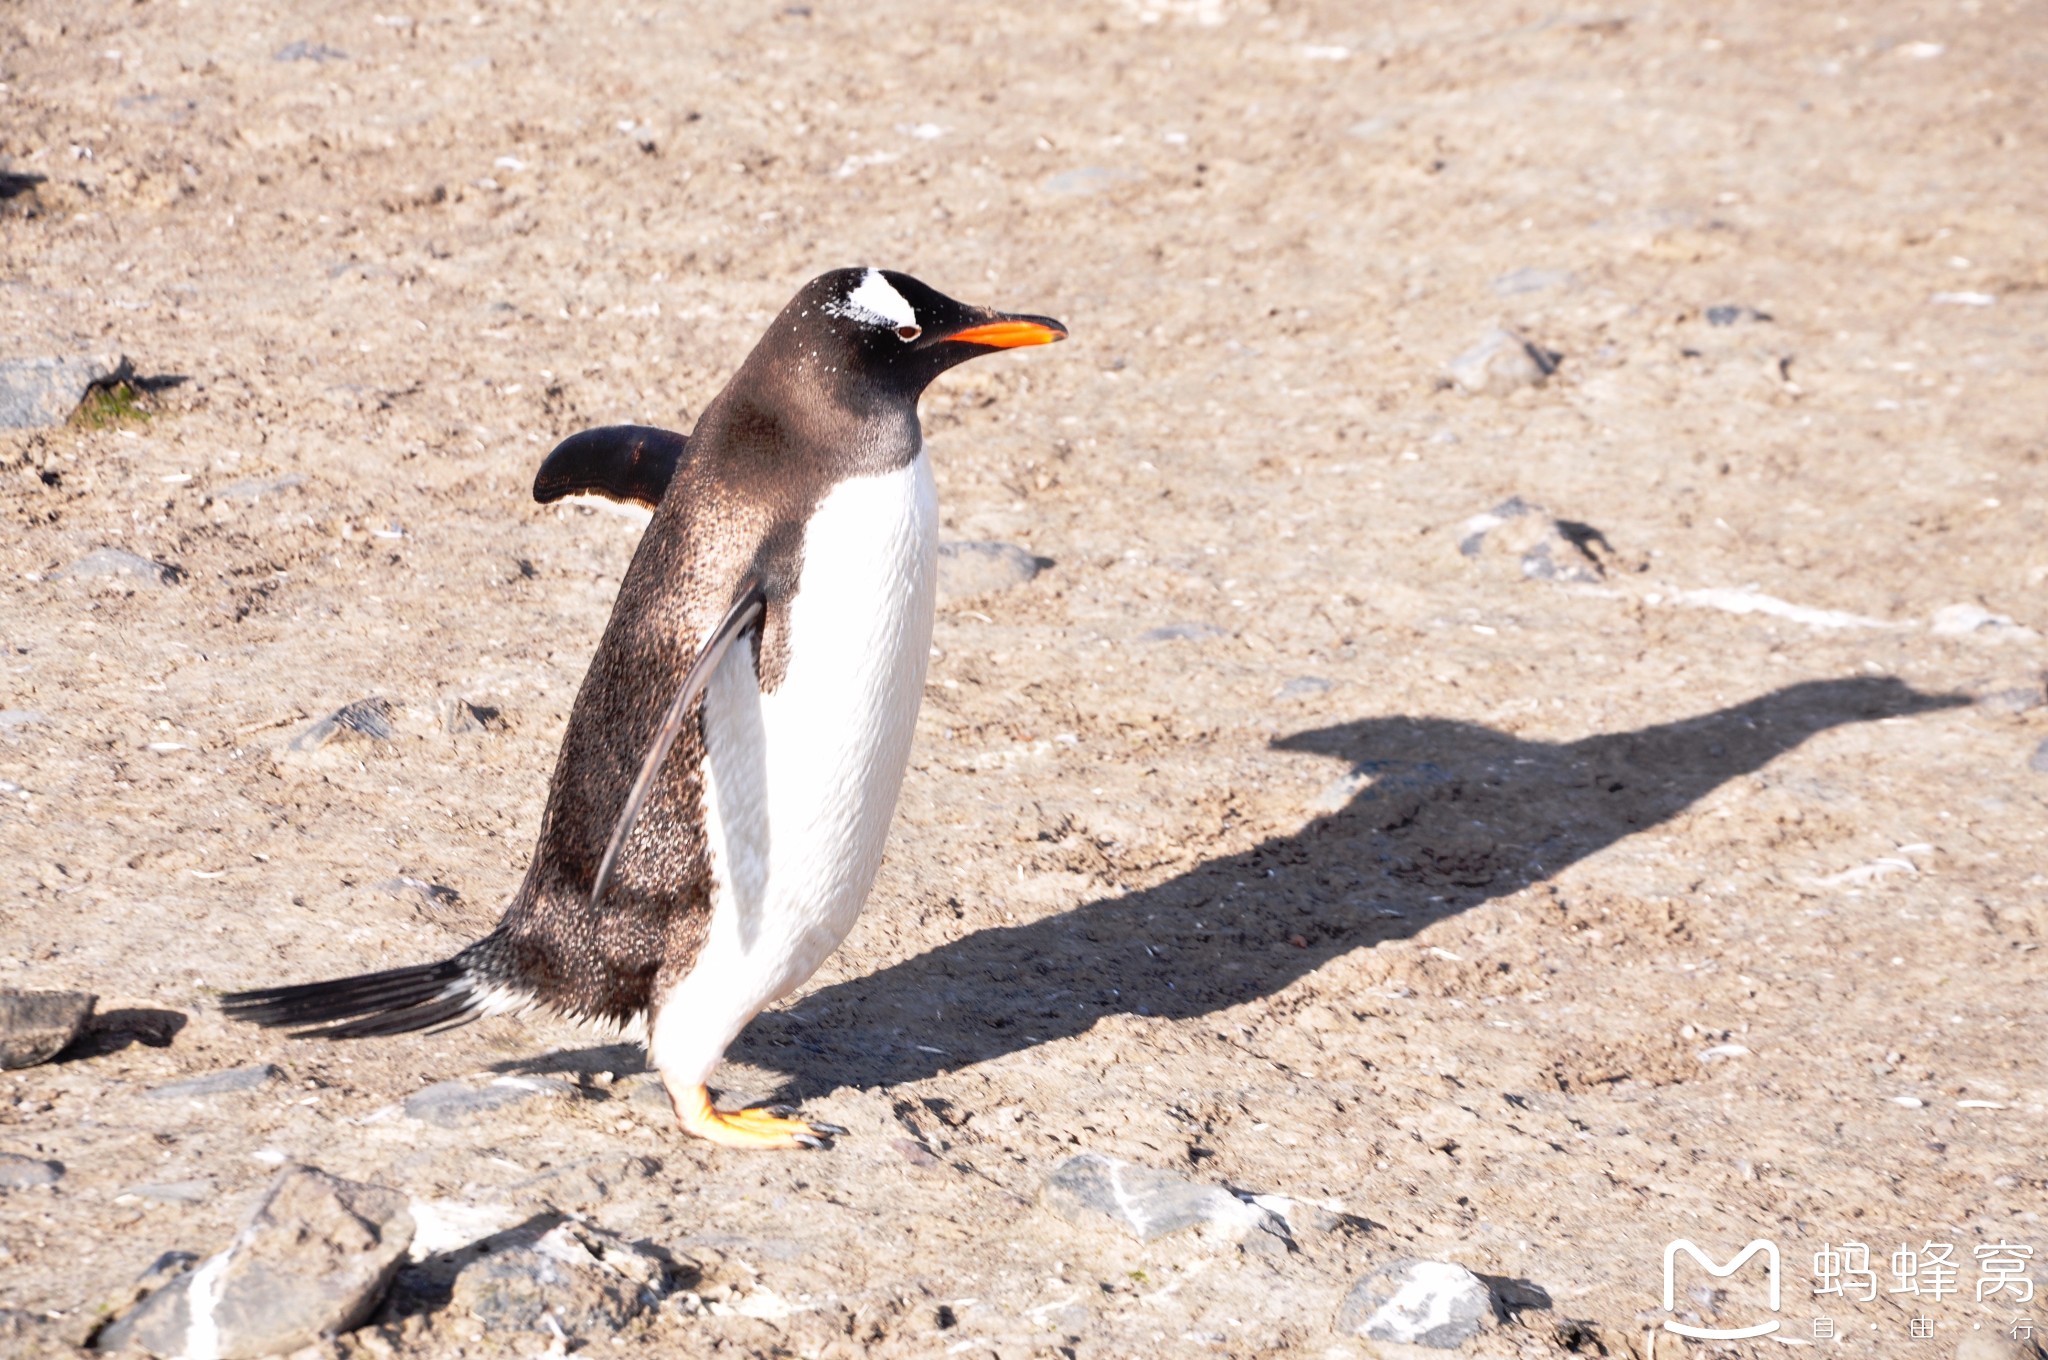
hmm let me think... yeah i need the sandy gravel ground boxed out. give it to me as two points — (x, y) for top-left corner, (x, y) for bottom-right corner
(3, 1), (2047, 1357)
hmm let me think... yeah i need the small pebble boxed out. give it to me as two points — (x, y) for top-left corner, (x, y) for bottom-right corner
(1275, 676), (1333, 700)
(403, 1075), (576, 1127)
(1704, 304), (1771, 326)
(0, 1152), (64, 1190)
(145, 1063), (281, 1100)
(211, 473), (306, 502)
(123, 1179), (212, 1204)
(55, 547), (179, 587)
(1138, 622), (1227, 643)
(1446, 327), (1557, 394)
(274, 40), (349, 62)
(935, 541), (1049, 602)
(290, 697), (395, 751)
(1492, 267), (1574, 296)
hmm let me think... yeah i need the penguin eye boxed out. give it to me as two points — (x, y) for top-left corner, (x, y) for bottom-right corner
(895, 324), (922, 342)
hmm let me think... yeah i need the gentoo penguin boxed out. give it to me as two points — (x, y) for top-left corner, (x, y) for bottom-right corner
(224, 269), (1066, 1149)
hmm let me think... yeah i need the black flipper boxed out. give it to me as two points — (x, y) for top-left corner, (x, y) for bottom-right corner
(220, 956), (495, 1039)
(588, 577), (767, 910)
(533, 424), (688, 509)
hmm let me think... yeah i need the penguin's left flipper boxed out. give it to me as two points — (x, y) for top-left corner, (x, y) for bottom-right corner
(588, 578), (767, 911)
(670, 1082), (845, 1151)
(533, 424), (688, 509)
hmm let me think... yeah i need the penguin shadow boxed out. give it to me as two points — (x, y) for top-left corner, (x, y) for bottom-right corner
(729, 676), (1963, 1094)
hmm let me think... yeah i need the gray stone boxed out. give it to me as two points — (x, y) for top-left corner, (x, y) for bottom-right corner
(124, 1179), (212, 1203)
(0, 354), (125, 429)
(96, 1165), (412, 1359)
(2031, 739), (2048, 775)
(0, 709), (47, 738)
(1337, 1258), (1494, 1349)
(0, 988), (96, 1068)
(290, 697), (395, 751)
(1138, 622), (1227, 643)
(0, 1152), (64, 1189)
(1038, 166), (1141, 197)
(1456, 497), (1617, 583)
(1705, 304), (1771, 326)
(275, 40), (348, 62)
(1446, 328), (1558, 394)
(212, 473), (306, 502)
(55, 547), (178, 587)
(1041, 1152), (1286, 1244)
(1492, 267), (1574, 296)
(1931, 603), (2037, 640)
(450, 1221), (676, 1336)
(1977, 686), (2044, 715)
(1276, 676), (1334, 700)
(442, 697), (503, 734)
(627, 1076), (675, 1114)
(936, 541), (1049, 601)
(145, 1063), (281, 1100)
(404, 1075), (576, 1127)
(0, 1305), (87, 1354)
(377, 876), (461, 908)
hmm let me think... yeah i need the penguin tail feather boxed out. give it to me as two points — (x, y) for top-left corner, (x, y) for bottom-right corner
(220, 955), (520, 1040)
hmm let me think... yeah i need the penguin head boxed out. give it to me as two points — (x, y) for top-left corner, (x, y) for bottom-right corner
(770, 267), (1067, 404)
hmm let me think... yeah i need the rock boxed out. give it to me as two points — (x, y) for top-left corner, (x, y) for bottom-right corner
(1958, 1330), (2047, 1360)
(1336, 1258), (1494, 1349)
(1038, 166), (1141, 197)
(211, 473), (306, 502)
(96, 1165), (413, 1359)
(1040, 1152), (1288, 1245)
(1138, 622), (1227, 643)
(377, 876), (461, 908)
(406, 1199), (526, 1258)
(0, 989), (96, 1068)
(55, 547), (179, 587)
(145, 1063), (281, 1100)
(0, 709), (47, 740)
(936, 541), (1049, 601)
(1275, 676), (1334, 700)
(449, 1221), (678, 1336)
(442, 697), (503, 734)
(1456, 498), (1617, 583)
(290, 697), (395, 751)
(0, 1305), (88, 1356)
(123, 1179), (212, 1204)
(2030, 739), (2048, 775)
(1446, 328), (1558, 394)
(0, 1152), (64, 1189)
(1705, 304), (1771, 326)
(274, 40), (348, 62)
(1492, 267), (1573, 296)
(0, 354), (126, 429)
(1931, 603), (2038, 641)
(403, 1075), (576, 1127)
(1977, 686), (2045, 715)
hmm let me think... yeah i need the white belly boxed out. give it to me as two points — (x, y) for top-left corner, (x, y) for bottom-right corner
(646, 451), (936, 1083)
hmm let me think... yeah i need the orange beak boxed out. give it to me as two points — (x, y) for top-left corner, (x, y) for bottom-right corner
(946, 317), (1068, 349)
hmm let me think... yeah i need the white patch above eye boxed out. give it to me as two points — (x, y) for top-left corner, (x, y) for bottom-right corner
(827, 268), (918, 329)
